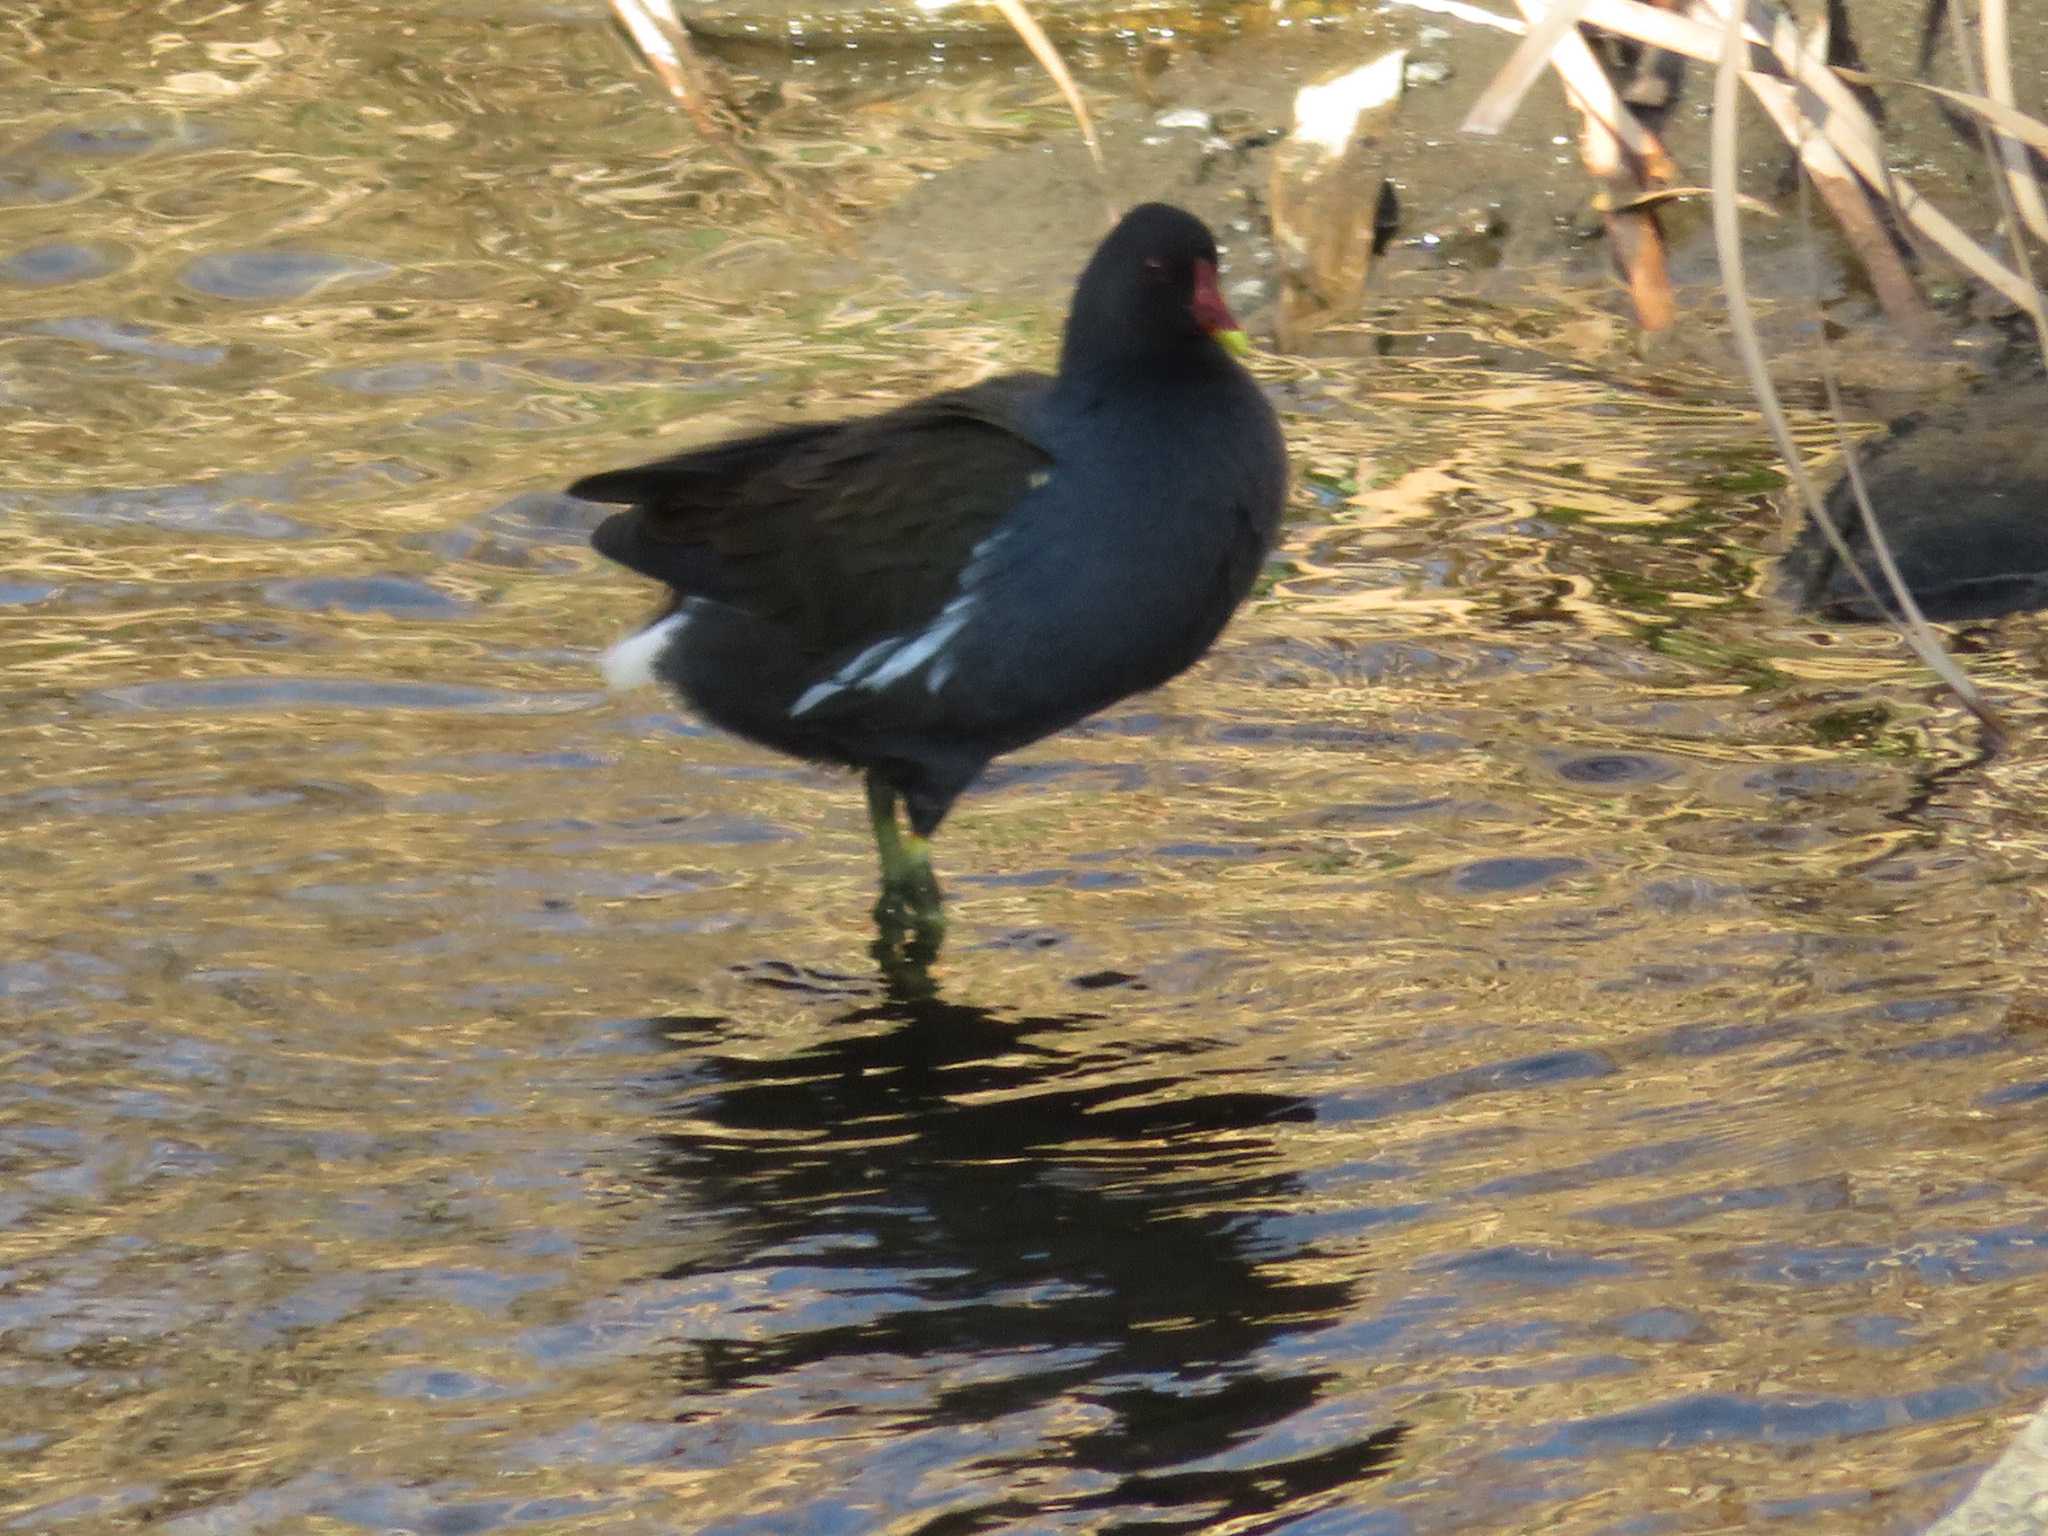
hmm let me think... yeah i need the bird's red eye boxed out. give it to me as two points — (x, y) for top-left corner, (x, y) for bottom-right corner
(1141, 256), (1167, 277)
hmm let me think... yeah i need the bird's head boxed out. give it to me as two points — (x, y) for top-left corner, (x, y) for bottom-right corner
(1061, 203), (1252, 374)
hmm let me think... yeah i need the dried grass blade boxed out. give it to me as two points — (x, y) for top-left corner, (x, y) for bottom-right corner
(1602, 184), (1776, 215)
(1577, 0), (1747, 64)
(1707, 0), (2001, 739)
(1833, 66), (2048, 158)
(1463, 0), (1595, 136)
(1933, 0), (2047, 358)
(1980, 0), (2048, 244)
(1687, 0), (2040, 315)
(1514, 0), (1675, 177)
(986, 0), (1106, 180)
(1741, 68), (1935, 335)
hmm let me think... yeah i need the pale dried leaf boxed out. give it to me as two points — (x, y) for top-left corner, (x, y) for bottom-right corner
(1294, 51), (1408, 157)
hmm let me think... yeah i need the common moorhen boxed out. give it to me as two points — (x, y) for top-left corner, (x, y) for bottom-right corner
(575, 202), (1287, 951)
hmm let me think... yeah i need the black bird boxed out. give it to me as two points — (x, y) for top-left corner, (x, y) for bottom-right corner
(574, 202), (1288, 952)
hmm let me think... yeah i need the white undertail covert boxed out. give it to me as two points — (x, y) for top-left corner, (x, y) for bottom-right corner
(600, 609), (691, 692)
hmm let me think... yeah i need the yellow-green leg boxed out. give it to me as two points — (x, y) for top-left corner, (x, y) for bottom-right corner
(866, 772), (944, 967)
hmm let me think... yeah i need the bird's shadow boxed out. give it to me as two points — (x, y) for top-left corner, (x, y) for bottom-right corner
(633, 964), (1407, 1532)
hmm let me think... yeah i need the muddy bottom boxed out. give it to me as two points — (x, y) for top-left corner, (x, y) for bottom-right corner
(6, 5), (2048, 1534)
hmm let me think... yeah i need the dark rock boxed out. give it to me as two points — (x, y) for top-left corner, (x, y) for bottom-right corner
(1783, 376), (2048, 621)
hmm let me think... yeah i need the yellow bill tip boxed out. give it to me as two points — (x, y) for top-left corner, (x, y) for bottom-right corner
(1212, 328), (1254, 359)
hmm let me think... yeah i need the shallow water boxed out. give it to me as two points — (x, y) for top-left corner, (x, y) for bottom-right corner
(8, 5), (2048, 1534)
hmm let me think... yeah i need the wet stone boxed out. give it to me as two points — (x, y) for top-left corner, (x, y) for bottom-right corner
(378, 1367), (512, 1401)
(180, 248), (392, 301)
(1070, 969), (1144, 990)
(1633, 876), (1741, 913)
(1317, 797), (1455, 824)
(1739, 763), (1873, 799)
(1612, 1307), (1710, 1343)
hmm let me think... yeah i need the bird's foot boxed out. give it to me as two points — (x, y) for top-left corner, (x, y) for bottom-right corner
(872, 844), (944, 989)
(865, 776), (945, 989)
(871, 904), (943, 999)
(873, 875), (944, 946)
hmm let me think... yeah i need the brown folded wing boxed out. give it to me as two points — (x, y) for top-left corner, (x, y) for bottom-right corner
(575, 374), (1053, 660)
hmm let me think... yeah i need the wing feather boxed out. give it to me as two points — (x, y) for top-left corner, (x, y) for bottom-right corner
(577, 375), (1052, 657)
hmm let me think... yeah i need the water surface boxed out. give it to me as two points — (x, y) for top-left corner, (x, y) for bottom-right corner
(6, 5), (2048, 1533)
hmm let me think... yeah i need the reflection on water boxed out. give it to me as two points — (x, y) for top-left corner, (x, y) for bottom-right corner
(647, 977), (1403, 1530)
(6, 3), (2048, 1534)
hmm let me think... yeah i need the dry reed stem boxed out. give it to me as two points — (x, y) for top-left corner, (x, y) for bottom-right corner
(1934, 0), (2048, 357)
(1443, 0), (2048, 315)
(1462, 0), (1597, 134)
(1707, 0), (2003, 743)
(1466, 0), (1677, 179)
(608, 0), (725, 136)
(1740, 66), (1937, 337)
(1693, 0), (2041, 314)
(606, 0), (849, 239)
(1979, 0), (2048, 245)
(1464, 0), (1678, 326)
(984, 0), (1110, 204)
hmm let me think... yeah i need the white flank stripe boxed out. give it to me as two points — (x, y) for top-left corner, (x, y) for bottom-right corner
(600, 609), (689, 692)
(789, 678), (841, 717)
(863, 606), (970, 692)
(789, 596), (979, 717)
(790, 634), (896, 717)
